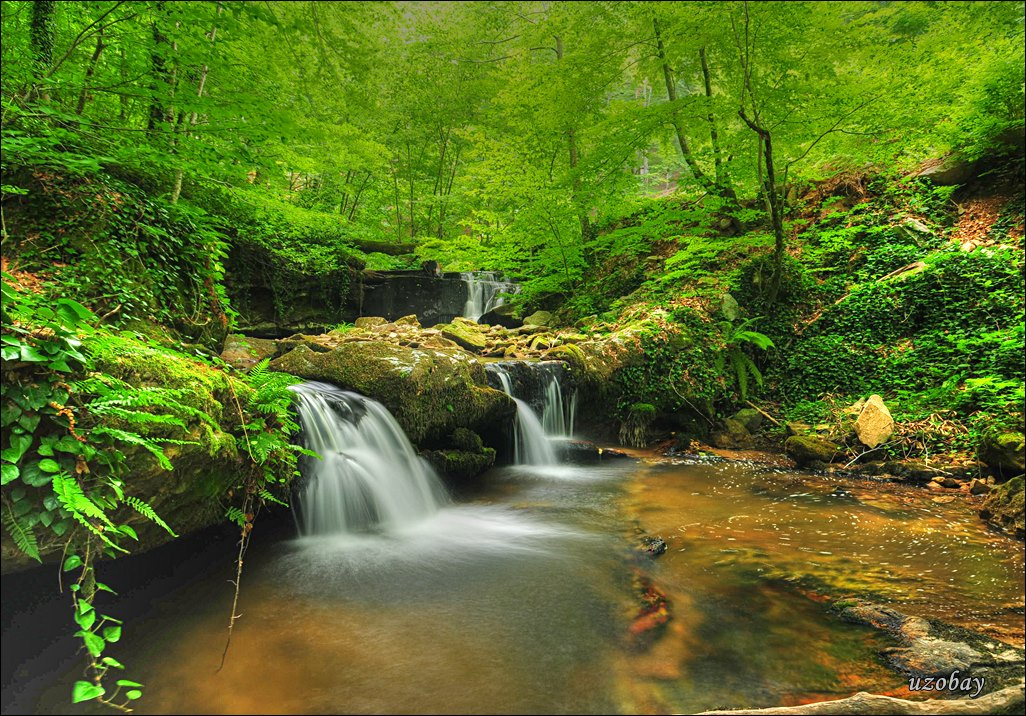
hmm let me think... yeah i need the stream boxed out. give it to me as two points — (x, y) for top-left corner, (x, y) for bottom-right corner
(5, 453), (1022, 714)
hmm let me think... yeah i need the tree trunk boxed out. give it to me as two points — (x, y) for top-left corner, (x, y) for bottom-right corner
(29, 0), (56, 102)
(170, 10), (220, 204)
(148, 2), (172, 133)
(653, 18), (712, 191)
(699, 47), (724, 187)
(75, 28), (106, 115)
(555, 35), (591, 243)
(739, 108), (785, 300)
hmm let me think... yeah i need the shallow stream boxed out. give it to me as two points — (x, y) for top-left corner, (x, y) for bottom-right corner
(5, 457), (1024, 714)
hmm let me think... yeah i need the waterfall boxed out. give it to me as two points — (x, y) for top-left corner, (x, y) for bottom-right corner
(461, 272), (520, 322)
(487, 362), (577, 465)
(289, 382), (448, 536)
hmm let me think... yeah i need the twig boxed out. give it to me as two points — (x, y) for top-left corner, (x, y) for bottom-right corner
(97, 304), (122, 322)
(744, 399), (781, 427)
(216, 492), (252, 673)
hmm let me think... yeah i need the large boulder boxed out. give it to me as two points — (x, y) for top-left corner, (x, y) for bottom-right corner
(479, 303), (522, 329)
(785, 435), (842, 467)
(731, 408), (763, 434)
(854, 394), (894, 448)
(979, 432), (1026, 478)
(270, 341), (514, 444)
(979, 475), (1024, 539)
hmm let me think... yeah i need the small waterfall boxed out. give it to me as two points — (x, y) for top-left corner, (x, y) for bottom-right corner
(487, 362), (577, 465)
(290, 382), (447, 535)
(461, 271), (520, 322)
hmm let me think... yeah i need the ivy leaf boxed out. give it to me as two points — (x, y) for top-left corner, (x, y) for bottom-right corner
(38, 458), (61, 473)
(75, 630), (105, 657)
(2, 435), (32, 463)
(71, 681), (105, 703)
(63, 554), (83, 571)
(102, 625), (122, 643)
(1, 464), (18, 485)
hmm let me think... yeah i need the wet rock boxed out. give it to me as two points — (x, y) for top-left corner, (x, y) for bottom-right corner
(979, 475), (1024, 539)
(711, 418), (755, 449)
(478, 303), (522, 329)
(270, 341), (514, 444)
(731, 408), (763, 434)
(968, 478), (991, 495)
(785, 421), (810, 437)
(559, 439), (631, 464)
(626, 569), (671, 651)
(833, 599), (1025, 692)
(421, 448), (495, 480)
(979, 432), (1026, 478)
(854, 394), (894, 449)
(932, 476), (962, 489)
(784, 435), (841, 467)
(634, 536), (668, 558)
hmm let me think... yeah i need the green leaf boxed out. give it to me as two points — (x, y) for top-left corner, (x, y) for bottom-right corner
(75, 606), (97, 630)
(71, 681), (105, 703)
(19, 345), (48, 362)
(2, 434), (32, 463)
(101, 656), (125, 669)
(76, 630), (105, 657)
(126, 690), (143, 700)
(116, 679), (143, 688)
(20, 461), (52, 487)
(63, 554), (83, 571)
(38, 458), (60, 473)
(1, 502), (40, 561)
(1, 464), (18, 485)
(103, 625), (122, 643)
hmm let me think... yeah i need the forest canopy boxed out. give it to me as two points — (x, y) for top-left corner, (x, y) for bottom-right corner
(2, 0), (1023, 298)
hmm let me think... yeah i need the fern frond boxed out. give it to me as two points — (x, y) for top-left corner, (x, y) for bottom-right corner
(2, 502), (40, 562)
(258, 489), (288, 507)
(125, 496), (177, 536)
(224, 506), (246, 527)
(90, 427), (173, 470)
(51, 474), (125, 552)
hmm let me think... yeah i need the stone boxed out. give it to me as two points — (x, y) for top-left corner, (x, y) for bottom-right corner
(270, 341), (514, 444)
(720, 293), (740, 321)
(979, 431), (1026, 477)
(394, 314), (421, 327)
(220, 334), (278, 370)
(854, 394), (894, 449)
(915, 154), (979, 185)
(968, 478), (991, 495)
(731, 408), (763, 434)
(784, 435), (841, 467)
(634, 536), (667, 558)
(710, 418), (754, 449)
(421, 448), (495, 480)
(932, 496), (956, 504)
(437, 320), (488, 352)
(523, 310), (552, 326)
(931, 476), (961, 489)
(355, 316), (386, 328)
(478, 303), (522, 329)
(979, 475), (1024, 538)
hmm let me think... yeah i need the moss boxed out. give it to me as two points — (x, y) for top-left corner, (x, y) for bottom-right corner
(785, 435), (842, 466)
(270, 341), (515, 444)
(436, 319), (488, 352)
(980, 475), (1025, 538)
(421, 448), (496, 480)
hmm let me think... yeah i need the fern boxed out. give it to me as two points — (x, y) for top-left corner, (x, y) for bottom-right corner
(2, 501), (41, 562)
(51, 474), (125, 552)
(90, 427), (175, 471)
(224, 506), (246, 527)
(258, 488), (288, 507)
(124, 496), (177, 537)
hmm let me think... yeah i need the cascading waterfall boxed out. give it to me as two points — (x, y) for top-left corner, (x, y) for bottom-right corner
(461, 271), (520, 321)
(289, 381), (448, 535)
(487, 362), (577, 465)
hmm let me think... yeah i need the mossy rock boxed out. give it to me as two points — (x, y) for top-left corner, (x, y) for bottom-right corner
(421, 448), (496, 480)
(2, 335), (249, 574)
(523, 310), (552, 326)
(436, 319), (488, 352)
(785, 435), (842, 467)
(451, 427), (485, 453)
(711, 418), (755, 449)
(731, 408), (763, 434)
(980, 475), (1025, 539)
(270, 341), (514, 444)
(220, 334), (279, 370)
(980, 432), (1026, 478)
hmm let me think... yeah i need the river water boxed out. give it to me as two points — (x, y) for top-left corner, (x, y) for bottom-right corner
(7, 457), (1024, 714)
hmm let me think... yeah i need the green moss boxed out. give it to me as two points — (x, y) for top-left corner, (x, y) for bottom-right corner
(981, 475), (1025, 538)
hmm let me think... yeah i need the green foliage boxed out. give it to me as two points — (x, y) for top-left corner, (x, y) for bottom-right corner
(715, 319), (775, 400)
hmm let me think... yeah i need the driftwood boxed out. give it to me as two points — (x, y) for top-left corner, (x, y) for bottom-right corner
(698, 684), (1025, 716)
(744, 399), (782, 428)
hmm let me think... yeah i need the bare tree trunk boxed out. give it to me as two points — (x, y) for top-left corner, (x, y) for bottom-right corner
(148, 1), (171, 133)
(555, 35), (591, 242)
(739, 108), (785, 300)
(348, 171), (371, 222)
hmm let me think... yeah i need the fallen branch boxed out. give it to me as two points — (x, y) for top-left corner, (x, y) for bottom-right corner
(744, 400), (781, 427)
